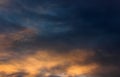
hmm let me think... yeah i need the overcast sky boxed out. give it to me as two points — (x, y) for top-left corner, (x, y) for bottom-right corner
(0, 0), (120, 77)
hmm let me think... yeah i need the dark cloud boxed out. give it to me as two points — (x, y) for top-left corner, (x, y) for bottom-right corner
(7, 72), (28, 77)
(3, 0), (119, 51)
(0, 17), (25, 33)
(0, 0), (120, 77)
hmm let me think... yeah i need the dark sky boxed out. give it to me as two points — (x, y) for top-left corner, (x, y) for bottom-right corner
(0, 0), (120, 77)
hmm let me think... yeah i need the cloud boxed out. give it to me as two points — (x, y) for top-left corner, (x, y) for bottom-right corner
(0, 0), (10, 6)
(0, 28), (37, 63)
(0, 49), (98, 76)
(0, 0), (120, 77)
(0, 48), (119, 77)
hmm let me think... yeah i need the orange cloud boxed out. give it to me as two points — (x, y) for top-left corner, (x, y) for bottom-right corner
(0, 49), (99, 77)
(0, 29), (99, 77)
(0, 28), (37, 62)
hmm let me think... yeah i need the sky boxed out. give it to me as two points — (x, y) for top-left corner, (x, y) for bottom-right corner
(0, 0), (120, 77)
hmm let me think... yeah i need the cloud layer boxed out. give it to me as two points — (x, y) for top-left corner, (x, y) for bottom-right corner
(0, 0), (120, 77)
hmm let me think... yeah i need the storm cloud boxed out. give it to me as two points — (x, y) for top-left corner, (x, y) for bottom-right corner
(0, 0), (120, 77)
